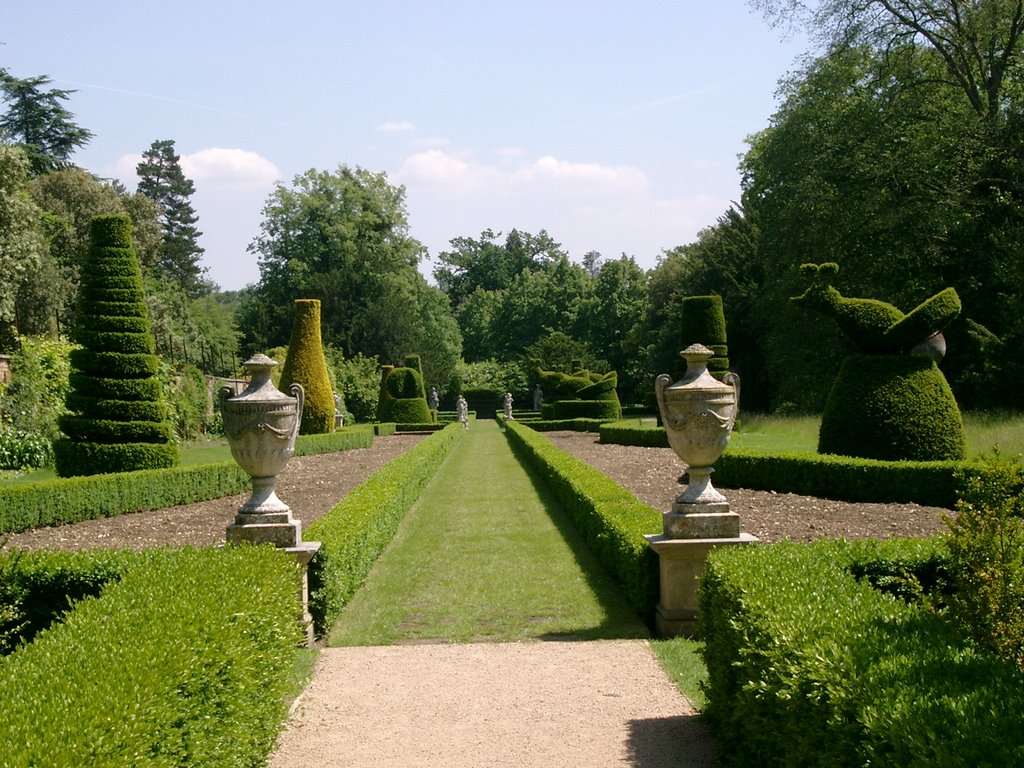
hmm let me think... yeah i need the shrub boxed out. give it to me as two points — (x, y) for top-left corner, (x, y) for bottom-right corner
(680, 294), (729, 375)
(0, 336), (76, 442)
(551, 398), (621, 421)
(54, 215), (177, 476)
(946, 459), (1024, 670)
(376, 364), (432, 424)
(280, 299), (335, 435)
(332, 351), (380, 423)
(819, 354), (967, 461)
(0, 429), (53, 470)
(700, 539), (1024, 767)
(0, 547), (303, 767)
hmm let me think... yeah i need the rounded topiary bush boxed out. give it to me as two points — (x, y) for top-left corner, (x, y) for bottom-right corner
(280, 299), (335, 435)
(818, 354), (967, 461)
(377, 365), (431, 423)
(55, 215), (177, 476)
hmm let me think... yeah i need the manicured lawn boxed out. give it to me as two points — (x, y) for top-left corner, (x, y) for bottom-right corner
(327, 419), (649, 646)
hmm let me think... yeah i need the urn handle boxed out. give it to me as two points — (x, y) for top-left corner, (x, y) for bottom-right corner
(654, 373), (673, 423)
(288, 383), (305, 442)
(723, 371), (740, 431)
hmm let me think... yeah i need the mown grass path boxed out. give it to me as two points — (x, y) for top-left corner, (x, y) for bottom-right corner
(327, 419), (649, 646)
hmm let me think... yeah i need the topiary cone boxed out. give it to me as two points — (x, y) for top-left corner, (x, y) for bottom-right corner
(280, 299), (335, 434)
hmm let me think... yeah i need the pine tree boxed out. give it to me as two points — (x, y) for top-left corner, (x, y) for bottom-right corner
(0, 70), (94, 176)
(136, 139), (207, 297)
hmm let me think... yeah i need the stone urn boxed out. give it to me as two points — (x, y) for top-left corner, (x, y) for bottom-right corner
(655, 344), (739, 510)
(219, 354), (304, 543)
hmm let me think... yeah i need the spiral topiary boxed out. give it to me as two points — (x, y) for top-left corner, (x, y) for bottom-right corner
(54, 215), (178, 476)
(280, 299), (335, 435)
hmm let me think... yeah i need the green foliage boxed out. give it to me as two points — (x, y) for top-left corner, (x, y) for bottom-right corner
(0, 71), (94, 176)
(376, 363), (431, 423)
(55, 215), (177, 476)
(331, 351), (380, 423)
(159, 362), (214, 441)
(947, 459), (1024, 670)
(0, 429), (53, 470)
(0, 335), (75, 441)
(818, 354), (967, 461)
(679, 294), (728, 374)
(504, 421), (660, 624)
(0, 547), (302, 767)
(280, 299), (335, 435)
(135, 139), (207, 297)
(306, 424), (463, 635)
(0, 429), (373, 534)
(0, 147), (46, 345)
(699, 538), (1024, 767)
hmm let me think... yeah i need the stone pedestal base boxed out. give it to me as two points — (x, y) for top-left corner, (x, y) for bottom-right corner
(645, 533), (758, 637)
(226, 510), (302, 548)
(664, 501), (741, 539)
(287, 541), (321, 647)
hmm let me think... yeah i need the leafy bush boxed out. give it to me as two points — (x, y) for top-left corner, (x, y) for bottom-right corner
(0, 546), (303, 767)
(306, 424), (463, 635)
(680, 294), (729, 375)
(700, 539), (1024, 767)
(0, 336), (76, 441)
(331, 351), (380, 423)
(376, 364), (432, 423)
(504, 420), (660, 623)
(0, 429), (53, 470)
(947, 458), (1024, 669)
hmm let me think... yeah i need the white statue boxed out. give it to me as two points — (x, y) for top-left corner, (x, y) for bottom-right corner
(503, 392), (514, 420)
(428, 386), (439, 411)
(456, 395), (469, 429)
(533, 384), (543, 410)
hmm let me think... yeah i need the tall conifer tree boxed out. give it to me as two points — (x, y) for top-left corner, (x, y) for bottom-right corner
(136, 139), (207, 296)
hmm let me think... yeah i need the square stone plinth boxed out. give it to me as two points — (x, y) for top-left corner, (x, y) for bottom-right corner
(645, 533), (759, 637)
(664, 502), (741, 539)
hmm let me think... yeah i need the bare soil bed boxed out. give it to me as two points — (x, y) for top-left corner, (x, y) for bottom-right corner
(3, 428), (952, 552)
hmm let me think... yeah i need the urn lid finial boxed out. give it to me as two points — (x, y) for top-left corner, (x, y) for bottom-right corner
(243, 353), (278, 370)
(680, 343), (714, 363)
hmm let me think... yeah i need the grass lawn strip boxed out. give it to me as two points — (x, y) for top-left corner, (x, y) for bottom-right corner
(328, 419), (649, 645)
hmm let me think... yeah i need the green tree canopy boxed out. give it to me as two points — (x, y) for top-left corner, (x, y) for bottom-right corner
(0, 146), (46, 348)
(0, 70), (93, 176)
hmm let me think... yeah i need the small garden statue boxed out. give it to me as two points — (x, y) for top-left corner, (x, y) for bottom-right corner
(428, 386), (439, 411)
(503, 392), (514, 420)
(792, 262), (966, 461)
(533, 384), (543, 410)
(456, 395), (469, 429)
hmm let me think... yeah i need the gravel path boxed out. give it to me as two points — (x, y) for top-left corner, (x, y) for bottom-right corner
(270, 641), (714, 768)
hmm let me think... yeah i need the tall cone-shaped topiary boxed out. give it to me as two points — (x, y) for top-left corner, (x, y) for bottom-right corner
(55, 215), (178, 476)
(280, 299), (334, 434)
(680, 295), (729, 378)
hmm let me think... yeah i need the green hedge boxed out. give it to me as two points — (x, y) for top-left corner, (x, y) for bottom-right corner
(0, 430), (375, 535)
(596, 420), (999, 508)
(0, 546), (302, 767)
(503, 421), (660, 624)
(515, 417), (605, 433)
(305, 423), (463, 636)
(700, 539), (1024, 767)
(373, 422), (397, 436)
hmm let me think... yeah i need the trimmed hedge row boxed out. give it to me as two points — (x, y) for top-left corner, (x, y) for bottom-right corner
(0, 429), (375, 534)
(306, 423), (463, 636)
(518, 417), (605, 433)
(0, 546), (303, 767)
(700, 539), (1024, 767)
(503, 421), (661, 624)
(596, 420), (1006, 509)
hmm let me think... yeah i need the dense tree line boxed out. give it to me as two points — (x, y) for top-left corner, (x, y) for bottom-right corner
(7, 0), (1024, 424)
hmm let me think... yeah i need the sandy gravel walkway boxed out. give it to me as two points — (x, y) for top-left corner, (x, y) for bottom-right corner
(270, 640), (714, 768)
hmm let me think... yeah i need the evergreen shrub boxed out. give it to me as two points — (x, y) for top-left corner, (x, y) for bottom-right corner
(0, 547), (303, 767)
(818, 354), (967, 461)
(54, 216), (177, 477)
(700, 539), (1024, 767)
(376, 363), (431, 423)
(280, 299), (335, 435)
(680, 295), (729, 374)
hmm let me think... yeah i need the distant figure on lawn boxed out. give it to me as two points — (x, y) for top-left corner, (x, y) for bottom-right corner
(457, 395), (469, 429)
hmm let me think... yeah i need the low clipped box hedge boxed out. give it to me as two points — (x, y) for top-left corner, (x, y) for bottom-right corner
(0, 546), (303, 767)
(700, 539), (1024, 767)
(551, 399), (621, 420)
(504, 421), (660, 623)
(0, 429), (375, 535)
(306, 423), (463, 635)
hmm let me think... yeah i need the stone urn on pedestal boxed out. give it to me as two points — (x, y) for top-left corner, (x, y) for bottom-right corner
(219, 354), (321, 644)
(645, 344), (757, 637)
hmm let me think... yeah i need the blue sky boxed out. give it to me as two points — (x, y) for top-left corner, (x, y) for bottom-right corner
(5, 1), (807, 291)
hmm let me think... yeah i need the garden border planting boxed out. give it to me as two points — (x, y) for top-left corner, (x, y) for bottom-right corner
(699, 538), (1024, 766)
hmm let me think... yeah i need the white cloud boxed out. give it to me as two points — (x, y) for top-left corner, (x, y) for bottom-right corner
(180, 148), (280, 187)
(378, 120), (416, 133)
(395, 147), (723, 268)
